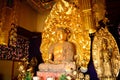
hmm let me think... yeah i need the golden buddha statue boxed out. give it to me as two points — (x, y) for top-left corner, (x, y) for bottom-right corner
(39, 27), (76, 73)
(47, 27), (75, 64)
(40, 0), (91, 72)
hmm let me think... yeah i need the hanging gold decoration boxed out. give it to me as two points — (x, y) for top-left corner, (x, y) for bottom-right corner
(0, 0), (19, 45)
(92, 27), (120, 79)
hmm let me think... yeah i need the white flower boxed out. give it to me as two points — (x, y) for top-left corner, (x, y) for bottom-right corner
(66, 75), (72, 80)
(73, 71), (77, 75)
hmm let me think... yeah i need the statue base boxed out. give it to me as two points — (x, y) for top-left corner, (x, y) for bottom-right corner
(37, 62), (76, 80)
(37, 71), (65, 80)
(38, 62), (76, 72)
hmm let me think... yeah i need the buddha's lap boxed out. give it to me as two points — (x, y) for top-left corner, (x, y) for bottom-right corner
(38, 62), (76, 72)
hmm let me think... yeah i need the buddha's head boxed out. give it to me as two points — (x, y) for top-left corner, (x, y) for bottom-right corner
(56, 27), (67, 41)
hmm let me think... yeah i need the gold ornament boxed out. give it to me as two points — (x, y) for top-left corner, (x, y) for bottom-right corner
(17, 57), (36, 80)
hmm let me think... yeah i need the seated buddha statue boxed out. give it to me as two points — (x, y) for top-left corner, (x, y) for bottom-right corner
(38, 27), (76, 73)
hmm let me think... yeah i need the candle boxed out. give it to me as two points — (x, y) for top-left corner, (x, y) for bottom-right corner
(33, 76), (40, 80)
(47, 77), (55, 80)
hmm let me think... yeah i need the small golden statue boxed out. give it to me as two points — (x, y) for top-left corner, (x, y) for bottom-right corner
(17, 58), (30, 80)
(17, 57), (37, 80)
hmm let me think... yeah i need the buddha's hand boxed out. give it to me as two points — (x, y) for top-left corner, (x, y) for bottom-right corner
(47, 59), (54, 64)
(54, 61), (62, 64)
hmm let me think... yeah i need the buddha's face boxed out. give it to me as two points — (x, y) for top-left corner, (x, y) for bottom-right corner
(57, 30), (67, 41)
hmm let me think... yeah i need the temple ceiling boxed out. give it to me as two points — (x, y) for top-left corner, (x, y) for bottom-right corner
(26, 0), (55, 12)
(26, 0), (120, 24)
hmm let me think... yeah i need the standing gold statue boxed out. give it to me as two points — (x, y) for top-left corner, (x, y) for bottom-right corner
(92, 27), (120, 80)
